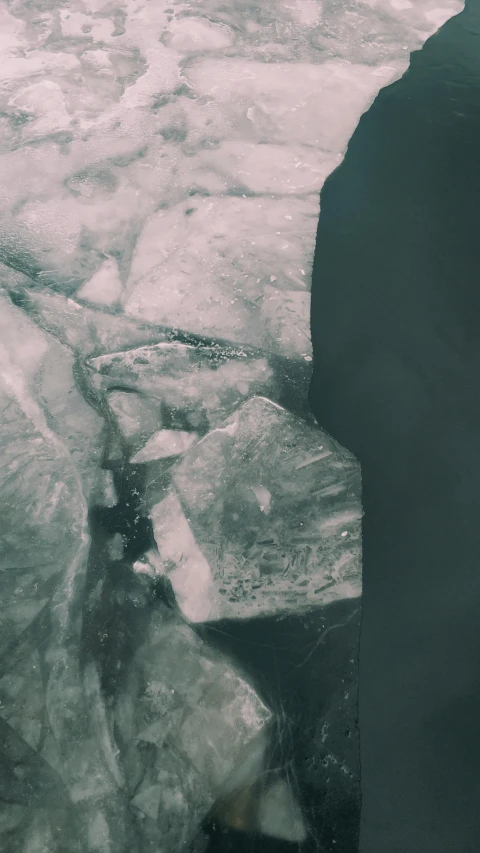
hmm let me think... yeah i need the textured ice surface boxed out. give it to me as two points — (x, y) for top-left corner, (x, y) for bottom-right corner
(149, 397), (362, 622)
(88, 341), (275, 401)
(131, 429), (199, 462)
(122, 196), (317, 354)
(0, 292), (102, 657)
(87, 341), (279, 455)
(7, 289), (170, 358)
(0, 0), (463, 850)
(0, 0), (462, 356)
(114, 600), (271, 851)
(0, 296), (127, 852)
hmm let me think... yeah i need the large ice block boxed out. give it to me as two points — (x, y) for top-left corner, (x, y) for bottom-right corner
(149, 396), (361, 622)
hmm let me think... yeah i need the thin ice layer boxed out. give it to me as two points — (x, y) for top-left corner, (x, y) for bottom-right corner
(150, 396), (362, 622)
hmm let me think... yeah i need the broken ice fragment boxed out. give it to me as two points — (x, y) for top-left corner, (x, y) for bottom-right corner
(7, 289), (170, 358)
(250, 485), (272, 514)
(106, 390), (161, 451)
(131, 429), (199, 463)
(0, 291), (104, 497)
(131, 784), (162, 822)
(108, 532), (124, 561)
(76, 257), (123, 307)
(0, 294), (135, 850)
(114, 601), (271, 851)
(149, 490), (220, 623)
(88, 341), (277, 440)
(212, 773), (306, 843)
(87, 339), (284, 459)
(150, 396), (361, 621)
(258, 778), (307, 843)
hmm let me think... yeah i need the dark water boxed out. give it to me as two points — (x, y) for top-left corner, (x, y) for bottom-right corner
(309, 2), (480, 851)
(201, 599), (360, 853)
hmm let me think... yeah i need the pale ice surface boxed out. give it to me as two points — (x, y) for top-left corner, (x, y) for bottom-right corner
(131, 429), (199, 462)
(0, 0), (463, 356)
(0, 0), (463, 851)
(5, 287), (171, 357)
